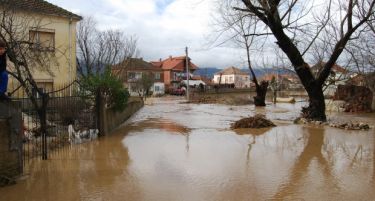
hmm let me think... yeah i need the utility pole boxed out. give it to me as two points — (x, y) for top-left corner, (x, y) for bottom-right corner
(185, 47), (189, 101)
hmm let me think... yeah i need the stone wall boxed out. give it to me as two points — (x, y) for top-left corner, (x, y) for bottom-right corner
(101, 99), (143, 135)
(333, 85), (373, 112)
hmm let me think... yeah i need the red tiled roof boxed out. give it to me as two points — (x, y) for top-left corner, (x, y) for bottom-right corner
(151, 56), (198, 71)
(261, 73), (299, 83)
(113, 58), (163, 71)
(150, 61), (162, 68)
(215, 66), (248, 75)
(1, 0), (82, 20)
(311, 62), (348, 74)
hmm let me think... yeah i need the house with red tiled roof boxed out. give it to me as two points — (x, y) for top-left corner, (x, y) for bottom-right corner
(151, 56), (198, 89)
(260, 73), (302, 90)
(212, 66), (250, 88)
(113, 58), (165, 96)
(311, 62), (351, 96)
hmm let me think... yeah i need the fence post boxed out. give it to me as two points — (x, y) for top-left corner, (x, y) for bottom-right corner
(96, 88), (107, 136)
(40, 92), (49, 160)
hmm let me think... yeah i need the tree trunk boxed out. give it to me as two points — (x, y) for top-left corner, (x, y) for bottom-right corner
(273, 90), (277, 104)
(302, 86), (326, 121)
(254, 81), (268, 106)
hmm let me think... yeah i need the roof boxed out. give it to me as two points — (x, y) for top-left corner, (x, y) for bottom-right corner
(1, 0), (82, 20)
(113, 58), (163, 71)
(215, 66), (248, 75)
(151, 56), (198, 71)
(311, 62), (348, 74)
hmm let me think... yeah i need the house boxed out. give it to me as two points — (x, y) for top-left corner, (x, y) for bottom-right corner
(2, 0), (82, 97)
(212, 66), (250, 88)
(151, 56), (198, 89)
(112, 58), (165, 96)
(347, 73), (366, 86)
(260, 72), (303, 90)
(311, 62), (350, 96)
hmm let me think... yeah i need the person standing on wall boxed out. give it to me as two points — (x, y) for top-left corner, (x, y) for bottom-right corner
(0, 39), (10, 101)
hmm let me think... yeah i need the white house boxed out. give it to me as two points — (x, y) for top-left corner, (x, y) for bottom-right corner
(311, 62), (350, 96)
(212, 66), (250, 88)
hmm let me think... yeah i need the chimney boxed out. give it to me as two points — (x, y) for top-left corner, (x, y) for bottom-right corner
(169, 55), (172, 60)
(159, 58), (162, 62)
(140, 57), (143, 60)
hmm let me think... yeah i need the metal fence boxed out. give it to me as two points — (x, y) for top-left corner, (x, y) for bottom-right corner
(13, 82), (98, 162)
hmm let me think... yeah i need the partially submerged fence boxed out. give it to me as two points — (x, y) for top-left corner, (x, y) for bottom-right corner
(12, 82), (98, 162)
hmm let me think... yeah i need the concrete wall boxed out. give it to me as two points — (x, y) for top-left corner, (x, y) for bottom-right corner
(101, 99), (144, 135)
(0, 102), (23, 186)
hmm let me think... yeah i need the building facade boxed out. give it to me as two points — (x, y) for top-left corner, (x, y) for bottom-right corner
(212, 66), (250, 88)
(151, 56), (198, 89)
(1, 0), (81, 97)
(112, 58), (165, 96)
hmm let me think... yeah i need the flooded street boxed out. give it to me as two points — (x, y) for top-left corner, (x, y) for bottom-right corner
(1, 97), (375, 201)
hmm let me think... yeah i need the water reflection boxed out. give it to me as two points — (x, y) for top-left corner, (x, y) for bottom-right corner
(272, 127), (336, 200)
(0, 98), (374, 201)
(1, 134), (131, 201)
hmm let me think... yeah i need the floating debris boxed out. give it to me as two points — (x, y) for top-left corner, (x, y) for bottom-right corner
(231, 114), (276, 129)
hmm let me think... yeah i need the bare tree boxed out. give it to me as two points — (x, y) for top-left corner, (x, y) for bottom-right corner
(213, 1), (270, 106)
(0, 3), (70, 159)
(76, 16), (138, 78)
(346, 18), (375, 92)
(132, 72), (154, 100)
(232, 0), (375, 121)
(76, 17), (138, 134)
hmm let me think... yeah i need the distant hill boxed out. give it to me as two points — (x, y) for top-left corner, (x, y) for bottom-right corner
(194, 67), (296, 78)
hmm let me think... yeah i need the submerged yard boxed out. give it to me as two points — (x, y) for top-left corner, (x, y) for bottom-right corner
(1, 96), (374, 201)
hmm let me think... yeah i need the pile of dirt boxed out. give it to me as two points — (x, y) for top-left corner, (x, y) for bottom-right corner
(231, 114), (276, 129)
(329, 122), (371, 130)
(294, 117), (372, 130)
(189, 95), (253, 105)
(333, 85), (373, 112)
(222, 96), (253, 105)
(188, 96), (218, 104)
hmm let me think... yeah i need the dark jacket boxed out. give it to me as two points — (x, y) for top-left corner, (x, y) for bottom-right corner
(0, 52), (6, 73)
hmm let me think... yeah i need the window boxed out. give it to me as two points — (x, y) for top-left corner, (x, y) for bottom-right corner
(155, 73), (161, 80)
(128, 72), (142, 81)
(135, 72), (142, 79)
(155, 86), (160, 91)
(32, 81), (53, 98)
(128, 72), (135, 79)
(29, 28), (55, 51)
(229, 76), (233, 83)
(217, 77), (220, 83)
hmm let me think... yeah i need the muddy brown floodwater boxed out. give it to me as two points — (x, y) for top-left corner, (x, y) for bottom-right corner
(1, 97), (375, 201)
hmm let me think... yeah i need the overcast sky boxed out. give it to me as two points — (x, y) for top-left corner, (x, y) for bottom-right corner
(47, 0), (249, 69)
